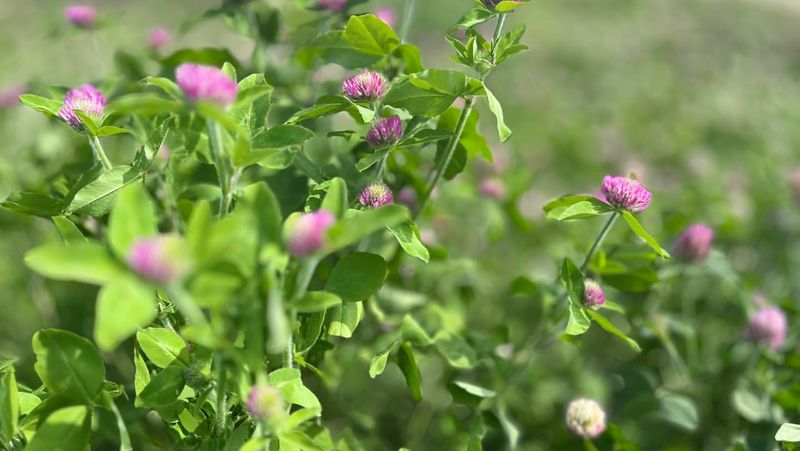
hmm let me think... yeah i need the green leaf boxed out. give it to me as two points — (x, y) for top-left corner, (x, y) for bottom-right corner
(324, 252), (387, 302)
(253, 125), (315, 149)
(267, 368), (321, 409)
(480, 82), (512, 142)
(543, 195), (615, 221)
(95, 277), (157, 351)
(732, 388), (770, 423)
(320, 177), (348, 218)
(776, 423), (800, 443)
(107, 183), (158, 259)
(393, 43), (424, 73)
(560, 258), (585, 307)
(137, 328), (189, 369)
(455, 8), (494, 28)
(434, 331), (477, 369)
(495, 1), (526, 12)
(19, 94), (62, 117)
(96, 126), (131, 137)
(355, 149), (389, 172)
(133, 348), (150, 396)
(396, 343), (422, 401)
(67, 165), (144, 216)
(566, 304), (591, 335)
(400, 316), (433, 347)
(293, 291), (342, 313)
(74, 111), (100, 136)
(25, 242), (126, 286)
(143, 76), (182, 98)
(0, 369), (19, 441)
(240, 182), (283, 245)
(326, 205), (409, 252)
(656, 394), (699, 431)
(136, 364), (185, 409)
(52, 217), (86, 244)
(1, 192), (64, 217)
(327, 302), (364, 338)
(106, 93), (182, 116)
(388, 221), (430, 263)
(18, 393), (41, 416)
(621, 211), (671, 258)
(32, 329), (105, 404)
(369, 342), (396, 379)
(586, 310), (641, 352)
(342, 15), (400, 57)
(25, 405), (91, 451)
(384, 70), (466, 116)
(288, 95), (373, 124)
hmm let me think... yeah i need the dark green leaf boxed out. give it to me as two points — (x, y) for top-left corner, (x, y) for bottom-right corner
(397, 343), (422, 401)
(387, 221), (430, 262)
(586, 309), (641, 352)
(543, 195), (614, 221)
(32, 329), (105, 404)
(25, 405), (91, 451)
(324, 252), (387, 302)
(621, 211), (671, 258)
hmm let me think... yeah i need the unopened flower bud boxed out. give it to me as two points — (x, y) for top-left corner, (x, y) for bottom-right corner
(565, 398), (606, 439)
(673, 223), (714, 263)
(287, 210), (335, 258)
(359, 183), (394, 209)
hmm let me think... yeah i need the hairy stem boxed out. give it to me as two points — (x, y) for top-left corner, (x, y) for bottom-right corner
(206, 119), (233, 217)
(580, 212), (618, 271)
(88, 135), (113, 170)
(215, 353), (227, 434)
(415, 96), (475, 218)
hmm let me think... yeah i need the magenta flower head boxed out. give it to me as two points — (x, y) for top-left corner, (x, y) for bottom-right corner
(58, 84), (106, 132)
(565, 398), (606, 439)
(149, 27), (169, 52)
(359, 183), (394, 209)
(287, 210), (336, 258)
(127, 235), (191, 284)
(342, 71), (388, 102)
(65, 5), (97, 29)
(673, 223), (714, 263)
(318, 0), (347, 12)
(246, 385), (284, 422)
(746, 306), (787, 351)
(175, 64), (238, 108)
(375, 8), (397, 28)
(600, 176), (652, 213)
(583, 280), (605, 310)
(367, 116), (403, 148)
(479, 178), (505, 200)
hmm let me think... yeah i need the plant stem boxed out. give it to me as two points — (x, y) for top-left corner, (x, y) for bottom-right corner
(400, 0), (416, 42)
(414, 96), (476, 218)
(88, 135), (113, 170)
(206, 119), (233, 217)
(215, 353), (227, 434)
(491, 14), (508, 58)
(580, 212), (619, 271)
(284, 258), (320, 368)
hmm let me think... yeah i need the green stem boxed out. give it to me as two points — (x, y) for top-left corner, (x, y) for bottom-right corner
(583, 439), (599, 451)
(414, 96), (476, 218)
(88, 135), (113, 170)
(491, 14), (508, 58)
(206, 119), (233, 217)
(215, 353), (227, 434)
(580, 212), (619, 271)
(400, 0), (416, 42)
(284, 258), (320, 368)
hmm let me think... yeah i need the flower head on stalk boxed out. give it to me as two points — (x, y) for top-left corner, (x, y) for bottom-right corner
(287, 210), (336, 258)
(375, 8), (397, 28)
(58, 84), (106, 132)
(318, 0), (347, 12)
(367, 116), (403, 148)
(342, 71), (388, 102)
(246, 385), (285, 423)
(673, 223), (714, 263)
(149, 27), (169, 52)
(127, 235), (191, 284)
(600, 175), (652, 213)
(65, 5), (97, 29)
(746, 305), (787, 351)
(359, 183), (394, 209)
(565, 398), (606, 439)
(175, 64), (238, 108)
(583, 280), (605, 309)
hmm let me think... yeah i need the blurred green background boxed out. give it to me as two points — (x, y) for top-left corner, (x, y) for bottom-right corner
(2, 0), (800, 449)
